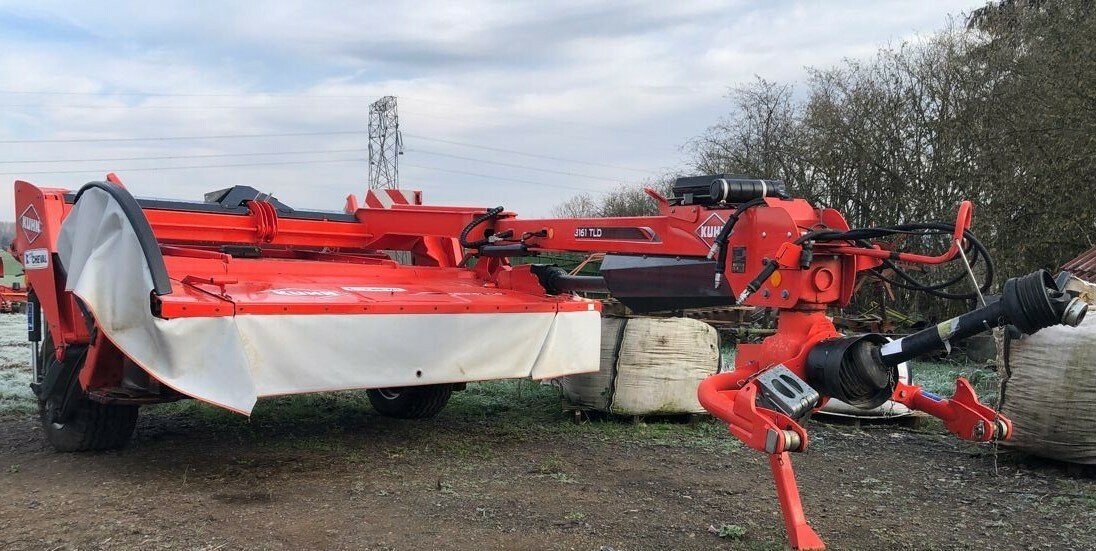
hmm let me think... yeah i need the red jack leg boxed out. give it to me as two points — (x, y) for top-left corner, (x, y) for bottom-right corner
(770, 452), (826, 551)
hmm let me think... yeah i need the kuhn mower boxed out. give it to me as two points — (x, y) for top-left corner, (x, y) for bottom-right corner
(11, 173), (1086, 550)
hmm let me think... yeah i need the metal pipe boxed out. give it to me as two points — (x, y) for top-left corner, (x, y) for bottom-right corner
(530, 265), (608, 294)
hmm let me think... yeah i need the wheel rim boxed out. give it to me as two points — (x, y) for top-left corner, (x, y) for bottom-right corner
(377, 388), (402, 400)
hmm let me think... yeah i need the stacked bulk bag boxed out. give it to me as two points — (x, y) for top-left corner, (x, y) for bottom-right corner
(997, 276), (1096, 464)
(559, 317), (720, 415)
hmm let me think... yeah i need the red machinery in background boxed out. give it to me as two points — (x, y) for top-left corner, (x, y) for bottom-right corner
(12, 173), (1087, 550)
(0, 260), (27, 313)
(0, 284), (27, 313)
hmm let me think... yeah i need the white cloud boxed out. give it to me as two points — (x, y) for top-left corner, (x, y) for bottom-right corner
(0, 0), (984, 219)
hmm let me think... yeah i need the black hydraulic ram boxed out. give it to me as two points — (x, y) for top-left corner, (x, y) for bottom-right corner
(671, 174), (788, 207)
(530, 265), (609, 294)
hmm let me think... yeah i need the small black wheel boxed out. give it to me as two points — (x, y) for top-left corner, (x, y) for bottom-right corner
(37, 333), (138, 452)
(39, 397), (138, 452)
(367, 384), (453, 419)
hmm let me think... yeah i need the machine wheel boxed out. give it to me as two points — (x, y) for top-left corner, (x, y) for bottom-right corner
(367, 384), (453, 419)
(37, 334), (138, 452)
(39, 398), (138, 452)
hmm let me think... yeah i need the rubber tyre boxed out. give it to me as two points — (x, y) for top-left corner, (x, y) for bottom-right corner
(39, 398), (138, 452)
(37, 334), (138, 452)
(367, 384), (453, 419)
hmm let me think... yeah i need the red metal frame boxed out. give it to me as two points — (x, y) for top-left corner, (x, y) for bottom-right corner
(12, 177), (1001, 551)
(0, 285), (27, 313)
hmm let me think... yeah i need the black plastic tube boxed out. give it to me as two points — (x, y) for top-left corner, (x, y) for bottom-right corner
(879, 270), (1086, 366)
(530, 265), (608, 294)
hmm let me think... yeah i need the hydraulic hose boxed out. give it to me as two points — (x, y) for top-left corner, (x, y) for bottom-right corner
(459, 206), (505, 249)
(710, 197), (767, 289)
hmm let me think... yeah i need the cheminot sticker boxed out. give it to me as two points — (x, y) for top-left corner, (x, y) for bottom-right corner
(341, 286), (406, 293)
(267, 288), (343, 297)
(23, 248), (49, 270)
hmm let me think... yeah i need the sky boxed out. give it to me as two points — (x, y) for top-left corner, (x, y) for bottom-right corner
(0, 0), (987, 221)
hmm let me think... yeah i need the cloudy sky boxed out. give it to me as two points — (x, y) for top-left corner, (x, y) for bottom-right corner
(0, 0), (984, 220)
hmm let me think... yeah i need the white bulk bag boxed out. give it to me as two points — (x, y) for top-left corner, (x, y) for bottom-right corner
(559, 317), (720, 415)
(998, 277), (1096, 464)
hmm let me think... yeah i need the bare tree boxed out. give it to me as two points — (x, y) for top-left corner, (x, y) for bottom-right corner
(549, 0), (1093, 321)
(552, 194), (600, 218)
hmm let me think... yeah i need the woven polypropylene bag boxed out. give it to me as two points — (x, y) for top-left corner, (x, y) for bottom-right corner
(998, 279), (1096, 464)
(559, 317), (720, 415)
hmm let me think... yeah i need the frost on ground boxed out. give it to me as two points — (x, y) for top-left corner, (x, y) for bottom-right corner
(0, 314), (33, 415)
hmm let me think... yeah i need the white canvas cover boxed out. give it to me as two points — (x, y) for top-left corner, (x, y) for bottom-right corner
(56, 187), (600, 414)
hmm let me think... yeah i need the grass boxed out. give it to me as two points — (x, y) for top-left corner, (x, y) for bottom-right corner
(910, 359), (1001, 405)
(0, 313), (34, 417)
(3, 342), (1003, 452)
(137, 378), (744, 457)
(712, 523), (748, 540)
(0, 251), (23, 288)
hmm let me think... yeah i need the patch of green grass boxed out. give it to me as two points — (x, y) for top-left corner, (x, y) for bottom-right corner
(910, 359), (1000, 405)
(151, 391), (376, 433)
(530, 458), (566, 475)
(549, 471), (578, 484)
(433, 438), (495, 460)
(0, 251), (23, 287)
(446, 379), (562, 427)
(712, 523), (747, 540)
(144, 380), (746, 456)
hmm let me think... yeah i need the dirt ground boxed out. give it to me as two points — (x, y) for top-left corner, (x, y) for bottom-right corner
(1, 315), (1093, 550)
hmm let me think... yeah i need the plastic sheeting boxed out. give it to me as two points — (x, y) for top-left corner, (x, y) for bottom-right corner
(559, 317), (720, 415)
(999, 277), (1096, 464)
(57, 187), (601, 415)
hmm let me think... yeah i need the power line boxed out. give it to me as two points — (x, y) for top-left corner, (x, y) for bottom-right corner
(1, 101), (620, 141)
(0, 147), (626, 185)
(0, 148), (363, 164)
(0, 89), (378, 98)
(0, 103), (618, 145)
(0, 91), (650, 133)
(403, 163), (609, 194)
(0, 156), (604, 197)
(406, 148), (625, 184)
(402, 133), (659, 175)
(0, 157), (365, 176)
(0, 103), (359, 110)
(0, 130), (362, 144)
(0, 96), (614, 130)
(0, 129), (660, 175)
